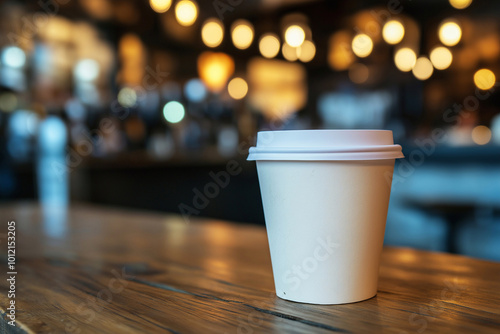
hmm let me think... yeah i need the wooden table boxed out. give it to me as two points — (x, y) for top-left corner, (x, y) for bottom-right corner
(1, 203), (499, 333)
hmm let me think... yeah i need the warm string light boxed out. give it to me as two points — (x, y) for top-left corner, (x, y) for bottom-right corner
(227, 77), (248, 99)
(439, 20), (462, 46)
(259, 34), (280, 59)
(430, 46), (453, 70)
(231, 20), (254, 50)
(297, 40), (316, 62)
(175, 0), (198, 26)
(382, 20), (405, 44)
(449, 0), (473, 10)
(352, 34), (373, 58)
(149, 0), (172, 13)
(394, 48), (417, 72)
(474, 69), (496, 90)
(412, 56), (433, 80)
(284, 25), (305, 47)
(201, 19), (224, 48)
(282, 43), (298, 61)
(281, 40), (316, 62)
(163, 5), (492, 109)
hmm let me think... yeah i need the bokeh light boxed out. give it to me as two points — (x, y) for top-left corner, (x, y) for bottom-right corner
(471, 125), (491, 145)
(412, 56), (433, 80)
(449, 0), (473, 9)
(201, 19), (224, 48)
(175, 0), (198, 26)
(163, 101), (185, 123)
(2, 46), (26, 68)
(247, 58), (306, 120)
(119, 33), (144, 59)
(382, 20), (405, 45)
(0, 92), (18, 112)
(79, 0), (113, 20)
(474, 69), (496, 90)
(297, 40), (316, 62)
(65, 99), (86, 122)
(74, 59), (99, 82)
(352, 34), (373, 58)
(328, 31), (355, 70)
(231, 20), (254, 50)
(491, 114), (500, 144)
(439, 20), (462, 47)
(9, 110), (39, 138)
(348, 63), (370, 84)
(259, 34), (280, 59)
(217, 126), (239, 156)
(394, 48), (417, 72)
(197, 52), (235, 92)
(282, 43), (299, 61)
(284, 25), (305, 47)
(149, 0), (172, 13)
(430, 46), (453, 70)
(227, 77), (248, 100)
(124, 116), (146, 142)
(184, 79), (207, 102)
(118, 87), (137, 107)
(37, 115), (63, 152)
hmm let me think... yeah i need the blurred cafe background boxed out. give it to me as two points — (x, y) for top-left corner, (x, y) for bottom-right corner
(0, 0), (499, 261)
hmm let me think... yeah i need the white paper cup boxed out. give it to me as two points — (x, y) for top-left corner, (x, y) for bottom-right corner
(247, 130), (404, 304)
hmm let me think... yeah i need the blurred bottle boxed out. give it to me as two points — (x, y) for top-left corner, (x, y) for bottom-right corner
(37, 116), (68, 238)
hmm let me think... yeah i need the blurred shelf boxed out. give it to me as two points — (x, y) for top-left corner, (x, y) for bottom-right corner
(81, 147), (249, 170)
(401, 143), (500, 163)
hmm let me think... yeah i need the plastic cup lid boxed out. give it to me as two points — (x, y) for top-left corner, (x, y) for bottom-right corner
(247, 130), (404, 161)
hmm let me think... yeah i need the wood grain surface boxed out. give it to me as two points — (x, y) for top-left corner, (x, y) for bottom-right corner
(0, 202), (499, 333)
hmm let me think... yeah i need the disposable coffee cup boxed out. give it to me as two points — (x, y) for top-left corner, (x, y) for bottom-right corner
(247, 130), (404, 304)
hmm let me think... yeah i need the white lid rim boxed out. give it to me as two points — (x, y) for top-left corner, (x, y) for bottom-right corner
(248, 144), (402, 154)
(247, 151), (404, 161)
(257, 129), (393, 134)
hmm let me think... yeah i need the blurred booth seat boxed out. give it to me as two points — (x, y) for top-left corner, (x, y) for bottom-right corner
(384, 144), (500, 261)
